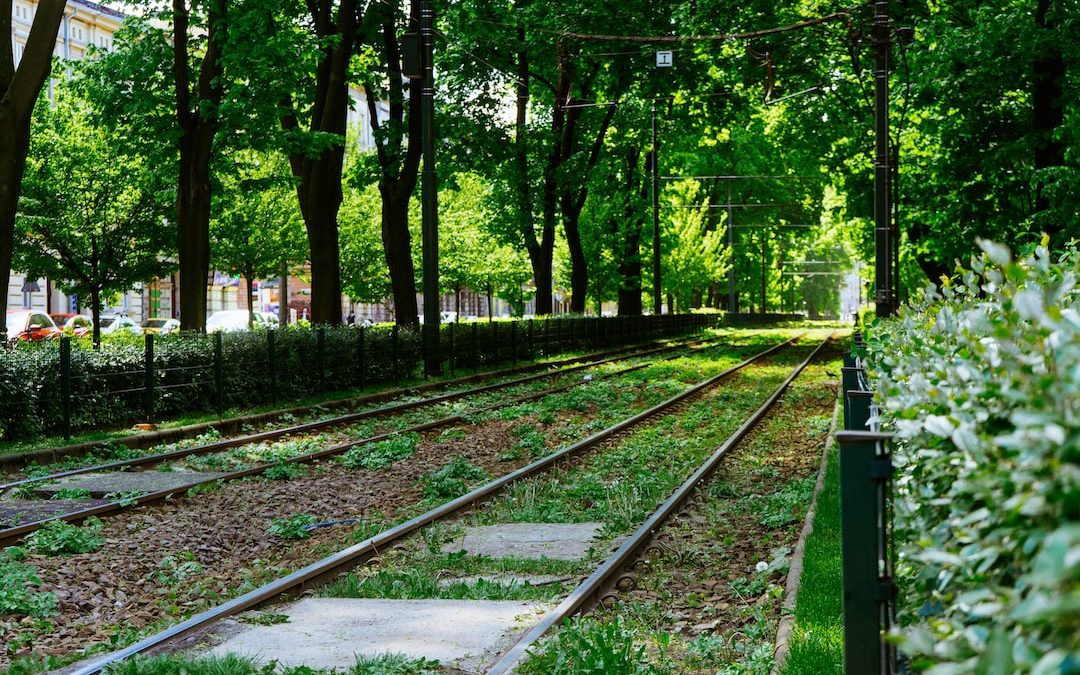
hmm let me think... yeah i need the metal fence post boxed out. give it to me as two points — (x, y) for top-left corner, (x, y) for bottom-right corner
(836, 430), (896, 675)
(392, 325), (400, 385)
(268, 329), (277, 404)
(214, 332), (224, 413)
(317, 327), (326, 392)
(447, 321), (455, 376)
(847, 390), (874, 431)
(511, 320), (518, 365)
(471, 322), (478, 371)
(60, 336), (71, 439)
(841, 365), (862, 429)
(144, 332), (155, 421)
(358, 326), (367, 389)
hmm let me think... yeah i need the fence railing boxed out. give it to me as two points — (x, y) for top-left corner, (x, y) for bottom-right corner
(837, 330), (899, 675)
(0, 312), (771, 442)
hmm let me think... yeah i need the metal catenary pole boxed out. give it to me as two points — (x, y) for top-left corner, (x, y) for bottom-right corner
(651, 101), (662, 315)
(420, 0), (442, 375)
(873, 0), (895, 317)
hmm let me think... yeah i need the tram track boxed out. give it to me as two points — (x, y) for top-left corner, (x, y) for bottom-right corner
(55, 334), (819, 675)
(0, 337), (733, 547)
(0, 334), (710, 478)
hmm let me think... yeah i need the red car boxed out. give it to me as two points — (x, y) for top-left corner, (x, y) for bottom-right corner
(5, 310), (61, 343)
(50, 313), (93, 338)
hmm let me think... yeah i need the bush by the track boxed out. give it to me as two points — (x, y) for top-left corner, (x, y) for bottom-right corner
(866, 239), (1078, 673)
(0, 313), (741, 441)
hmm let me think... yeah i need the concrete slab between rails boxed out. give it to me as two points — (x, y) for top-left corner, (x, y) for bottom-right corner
(0, 499), (111, 528)
(32, 471), (227, 499)
(204, 598), (552, 672)
(442, 522), (606, 560)
(435, 573), (572, 589)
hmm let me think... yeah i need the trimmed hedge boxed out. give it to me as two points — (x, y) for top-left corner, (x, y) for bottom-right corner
(866, 240), (1079, 673)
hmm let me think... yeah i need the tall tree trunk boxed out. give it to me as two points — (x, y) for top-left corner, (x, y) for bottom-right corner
(174, 0), (225, 332)
(284, 0), (360, 327)
(361, 4), (421, 327)
(245, 273), (254, 328)
(0, 0), (67, 334)
(558, 64), (621, 315)
(564, 203), (588, 314)
(90, 286), (102, 349)
(380, 184), (418, 324)
(304, 184), (344, 324)
(278, 258), (289, 325)
(513, 18), (554, 316)
(1033, 0), (1064, 237)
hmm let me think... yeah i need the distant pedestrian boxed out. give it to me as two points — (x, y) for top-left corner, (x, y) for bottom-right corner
(347, 311), (356, 326)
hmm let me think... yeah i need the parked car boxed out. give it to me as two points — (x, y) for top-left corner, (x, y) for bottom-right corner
(98, 313), (143, 336)
(206, 309), (276, 332)
(142, 317), (180, 335)
(50, 313), (93, 338)
(5, 310), (61, 343)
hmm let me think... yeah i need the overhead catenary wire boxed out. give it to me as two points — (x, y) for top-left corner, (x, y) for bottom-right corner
(555, 8), (858, 43)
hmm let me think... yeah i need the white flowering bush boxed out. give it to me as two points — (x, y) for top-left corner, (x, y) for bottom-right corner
(865, 239), (1079, 674)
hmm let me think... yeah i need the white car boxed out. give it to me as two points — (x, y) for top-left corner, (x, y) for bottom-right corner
(207, 309), (276, 332)
(98, 314), (143, 336)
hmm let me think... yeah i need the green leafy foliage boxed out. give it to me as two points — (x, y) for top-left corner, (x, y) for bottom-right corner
(262, 461), (308, 481)
(518, 617), (661, 675)
(338, 433), (421, 471)
(48, 488), (92, 501)
(867, 240), (1080, 673)
(0, 547), (57, 617)
(25, 518), (105, 556)
(268, 513), (317, 540)
(421, 456), (490, 501)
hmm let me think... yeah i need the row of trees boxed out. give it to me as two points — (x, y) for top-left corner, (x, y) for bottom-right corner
(0, 0), (1075, 333)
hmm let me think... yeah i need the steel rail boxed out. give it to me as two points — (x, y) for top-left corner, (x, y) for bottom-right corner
(65, 335), (803, 675)
(486, 334), (833, 674)
(1, 337), (710, 492)
(0, 338), (731, 547)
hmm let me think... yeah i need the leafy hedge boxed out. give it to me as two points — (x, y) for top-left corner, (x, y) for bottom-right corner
(0, 314), (720, 441)
(0, 325), (421, 440)
(866, 240), (1079, 673)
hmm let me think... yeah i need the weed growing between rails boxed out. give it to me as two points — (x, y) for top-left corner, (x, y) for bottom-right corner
(517, 342), (841, 674)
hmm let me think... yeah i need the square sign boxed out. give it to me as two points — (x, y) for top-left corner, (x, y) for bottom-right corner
(656, 51), (673, 67)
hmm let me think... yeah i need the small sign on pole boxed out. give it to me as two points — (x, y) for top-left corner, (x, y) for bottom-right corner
(656, 51), (673, 67)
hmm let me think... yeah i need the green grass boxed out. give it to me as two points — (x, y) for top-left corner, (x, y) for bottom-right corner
(780, 438), (843, 675)
(100, 652), (440, 675)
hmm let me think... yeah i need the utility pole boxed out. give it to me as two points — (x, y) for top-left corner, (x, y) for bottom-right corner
(727, 181), (735, 313)
(420, 0), (442, 375)
(873, 0), (894, 317)
(651, 101), (661, 315)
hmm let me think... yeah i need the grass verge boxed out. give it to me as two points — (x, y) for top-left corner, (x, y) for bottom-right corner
(780, 437), (843, 675)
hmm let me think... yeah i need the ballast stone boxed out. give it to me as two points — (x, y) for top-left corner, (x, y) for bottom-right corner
(206, 598), (551, 671)
(441, 522), (606, 560)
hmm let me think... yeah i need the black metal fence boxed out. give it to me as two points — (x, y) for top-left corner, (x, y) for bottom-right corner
(837, 331), (898, 675)
(0, 313), (733, 441)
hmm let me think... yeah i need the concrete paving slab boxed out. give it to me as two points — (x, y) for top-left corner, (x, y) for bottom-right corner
(32, 471), (226, 499)
(442, 522), (606, 560)
(206, 598), (551, 672)
(0, 499), (111, 528)
(435, 573), (572, 589)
